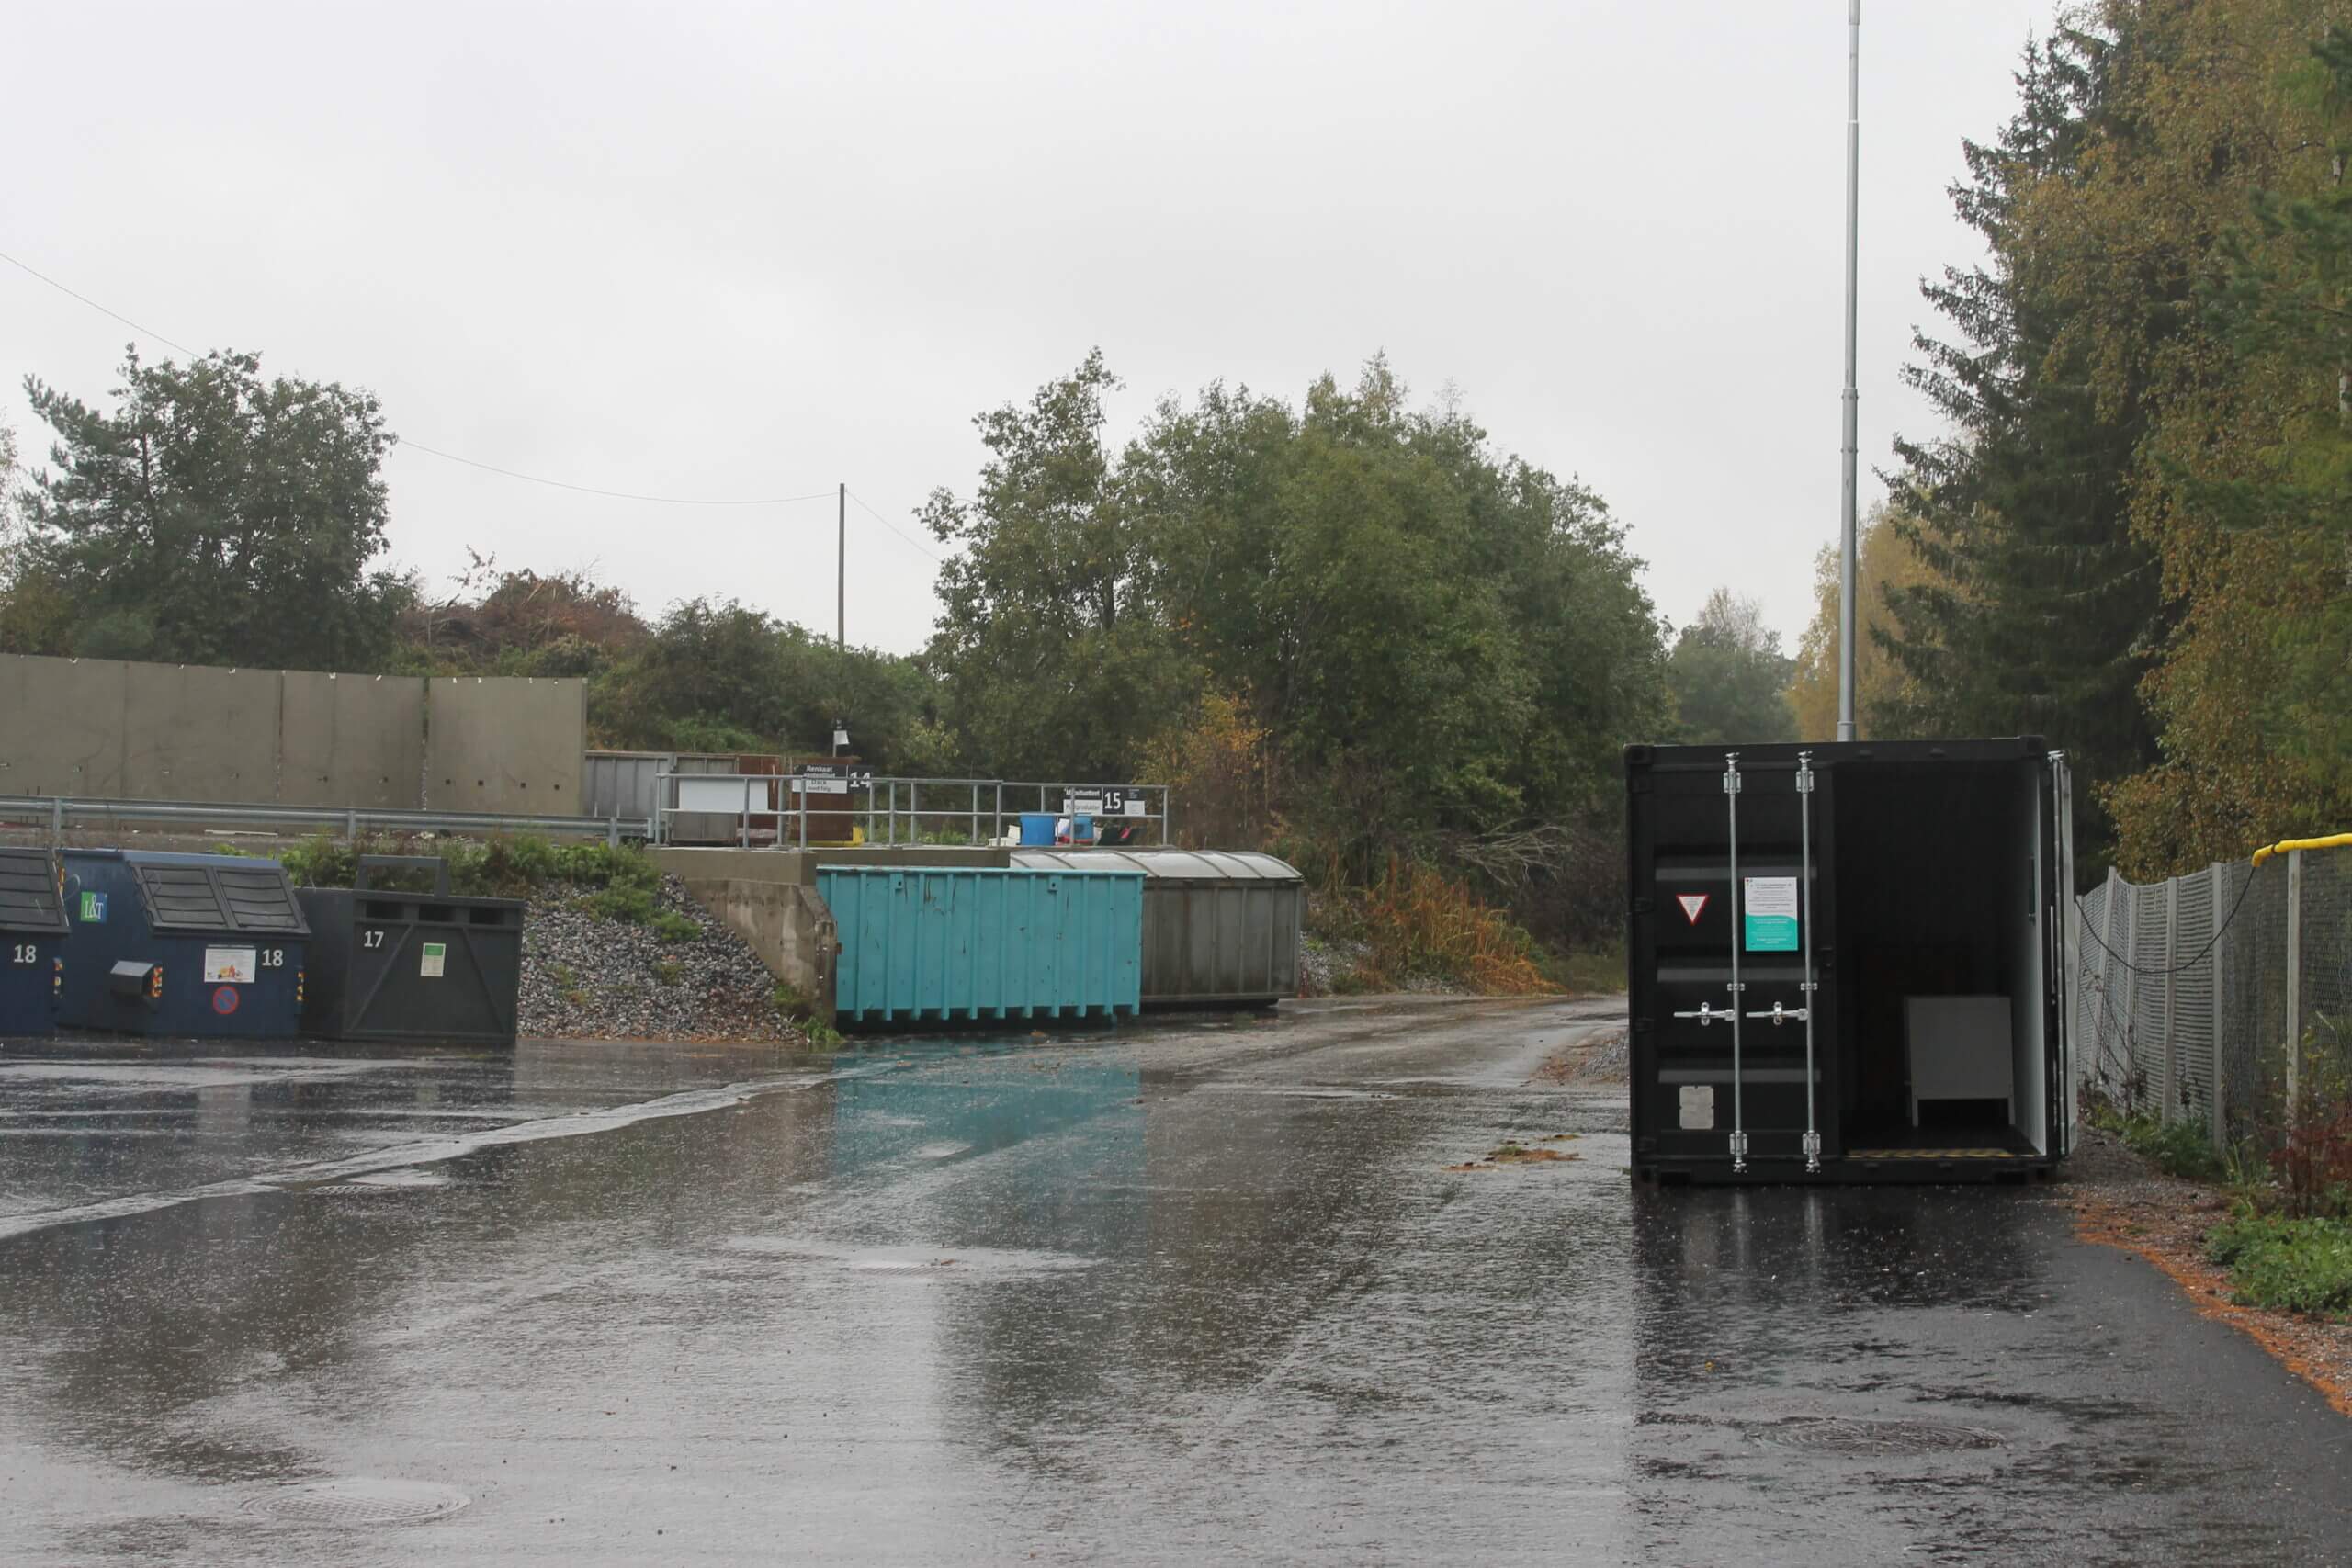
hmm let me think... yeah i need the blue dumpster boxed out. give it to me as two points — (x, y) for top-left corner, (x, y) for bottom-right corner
(58, 851), (310, 1039)
(818, 864), (1143, 1027)
(0, 847), (68, 1040)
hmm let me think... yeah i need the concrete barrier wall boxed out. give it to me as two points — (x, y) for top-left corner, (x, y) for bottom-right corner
(120, 661), (282, 801)
(0, 656), (130, 796)
(0, 655), (585, 814)
(279, 671), (426, 807)
(424, 677), (586, 815)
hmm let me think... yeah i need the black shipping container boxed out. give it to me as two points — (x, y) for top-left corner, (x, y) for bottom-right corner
(298, 857), (525, 1046)
(1625, 738), (2077, 1183)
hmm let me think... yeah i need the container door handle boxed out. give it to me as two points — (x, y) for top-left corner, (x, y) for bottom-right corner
(1673, 1003), (1736, 1026)
(1743, 1002), (1811, 1025)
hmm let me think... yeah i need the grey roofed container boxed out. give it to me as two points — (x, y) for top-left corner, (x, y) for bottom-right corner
(1010, 849), (1303, 1007)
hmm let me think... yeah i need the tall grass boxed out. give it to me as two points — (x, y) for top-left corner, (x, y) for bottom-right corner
(1353, 856), (1555, 997)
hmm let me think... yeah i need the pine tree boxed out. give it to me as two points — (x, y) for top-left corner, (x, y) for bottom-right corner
(1879, 28), (2167, 862)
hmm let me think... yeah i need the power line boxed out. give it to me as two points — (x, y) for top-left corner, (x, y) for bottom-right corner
(0, 247), (198, 358)
(393, 440), (836, 507)
(847, 489), (943, 562)
(1, 244), (897, 513)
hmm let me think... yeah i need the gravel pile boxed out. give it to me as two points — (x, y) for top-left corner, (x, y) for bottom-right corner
(518, 876), (801, 1043)
(1532, 1024), (1630, 1087)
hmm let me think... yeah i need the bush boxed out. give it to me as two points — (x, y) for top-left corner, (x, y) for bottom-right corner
(2272, 1099), (2352, 1220)
(650, 910), (700, 942)
(2092, 1107), (2224, 1183)
(259, 832), (660, 900)
(2206, 1215), (2352, 1315)
(589, 884), (657, 925)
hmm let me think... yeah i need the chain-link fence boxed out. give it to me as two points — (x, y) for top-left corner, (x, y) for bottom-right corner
(2074, 847), (2352, 1148)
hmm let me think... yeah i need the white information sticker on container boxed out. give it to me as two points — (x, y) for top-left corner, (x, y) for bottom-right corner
(1743, 876), (1800, 953)
(204, 946), (257, 984)
(1679, 1084), (1715, 1130)
(420, 942), (447, 979)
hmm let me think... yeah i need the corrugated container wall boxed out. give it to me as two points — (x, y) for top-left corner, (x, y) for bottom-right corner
(1011, 850), (1303, 1007)
(582, 751), (667, 825)
(819, 865), (1143, 1027)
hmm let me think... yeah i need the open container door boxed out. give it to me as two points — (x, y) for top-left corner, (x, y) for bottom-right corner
(2048, 750), (2078, 1156)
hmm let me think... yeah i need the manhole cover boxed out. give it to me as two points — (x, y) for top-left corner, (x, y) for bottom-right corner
(246, 1478), (469, 1527)
(1758, 1417), (2003, 1456)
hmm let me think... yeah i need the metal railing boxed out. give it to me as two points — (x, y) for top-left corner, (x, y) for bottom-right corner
(0, 794), (649, 849)
(652, 773), (1172, 850)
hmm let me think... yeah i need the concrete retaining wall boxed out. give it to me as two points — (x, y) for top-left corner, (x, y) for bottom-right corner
(650, 845), (1012, 886)
(693, 879), (839, 1025)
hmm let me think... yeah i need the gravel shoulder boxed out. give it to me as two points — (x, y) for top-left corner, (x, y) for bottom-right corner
(2053, 1126), (2352, 1418)
(518, 875), (803, 1044)
(1529, 1011), (1629, 1086)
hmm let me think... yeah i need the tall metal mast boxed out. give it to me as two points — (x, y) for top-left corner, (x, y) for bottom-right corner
(1837, 0), (1861, 741)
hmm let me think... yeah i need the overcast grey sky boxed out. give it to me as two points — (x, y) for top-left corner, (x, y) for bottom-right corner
(4, 1), (2047, 659)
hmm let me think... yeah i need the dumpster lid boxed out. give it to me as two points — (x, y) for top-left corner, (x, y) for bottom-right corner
(129, 857), (311, 937)
(0, 847), (68, 935)
(1010, 848), (1302, 885)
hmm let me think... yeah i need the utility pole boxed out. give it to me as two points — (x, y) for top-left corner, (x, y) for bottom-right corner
(1837, 0), (1862, 741)
(837, 482), (847, 650)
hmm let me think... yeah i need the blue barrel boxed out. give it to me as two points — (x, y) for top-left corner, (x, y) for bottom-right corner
(0, 848), (68, 1040)
(58, 851), (311, 1039)
(1019, 813), (1058, 846)
(818, 864), (1144, 1027)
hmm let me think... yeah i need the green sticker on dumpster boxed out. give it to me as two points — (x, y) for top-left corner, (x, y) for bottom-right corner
(420, 942), (447, 979)
(1743, 876), (1799, 952)
(79, 891), (107, 922)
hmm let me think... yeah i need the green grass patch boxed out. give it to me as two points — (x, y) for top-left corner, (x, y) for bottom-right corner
(2089, 1106), (2224, 1182)
(1541, 943), (1627, 995)
(2205, 1215), (2352, 1316)
(650, 910), (701, 943)
(266, 831), (660, 901)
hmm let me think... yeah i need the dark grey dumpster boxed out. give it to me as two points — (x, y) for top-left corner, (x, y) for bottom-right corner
(1010, 849), (1303, 1007)
(298, 856), (525, 1046)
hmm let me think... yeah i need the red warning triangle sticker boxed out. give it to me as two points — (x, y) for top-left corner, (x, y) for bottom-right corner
(1675, 893), (1710, 925)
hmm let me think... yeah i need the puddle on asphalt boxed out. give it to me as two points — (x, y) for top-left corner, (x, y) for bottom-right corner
(243, 1477), (469, 1527)
(1199, 1086), (1400, 1102)
(726, 1238), (1098, 1277)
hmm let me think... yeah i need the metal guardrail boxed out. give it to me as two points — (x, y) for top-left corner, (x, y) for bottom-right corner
(653, 773), (1172, 850)
(0, 795), (650, 849)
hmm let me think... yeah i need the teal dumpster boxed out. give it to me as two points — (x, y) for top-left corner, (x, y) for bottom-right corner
(818, 864), (1143, 1026)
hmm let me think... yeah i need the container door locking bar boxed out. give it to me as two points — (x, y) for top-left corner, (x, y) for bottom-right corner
(1795, 751), (1821, 1170)
(1724, 753), (1747, 1172)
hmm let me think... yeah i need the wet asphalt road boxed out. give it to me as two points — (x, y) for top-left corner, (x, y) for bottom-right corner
(1, 998), (2347, 1565)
